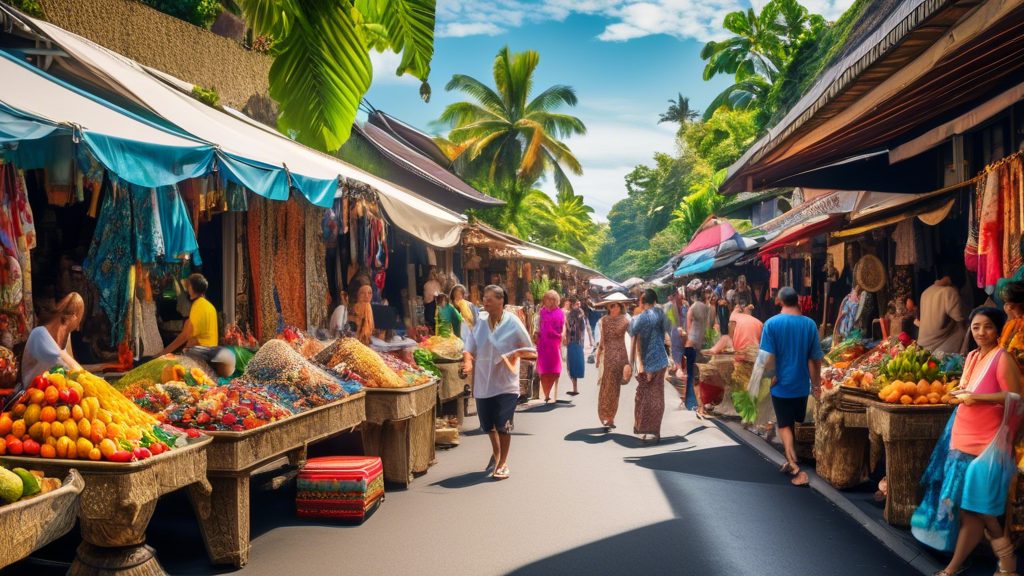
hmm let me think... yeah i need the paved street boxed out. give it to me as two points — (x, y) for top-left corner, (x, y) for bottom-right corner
(7, 368), (919, 576)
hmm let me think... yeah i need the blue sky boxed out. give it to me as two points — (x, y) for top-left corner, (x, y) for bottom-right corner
(363, 0), (853, 219)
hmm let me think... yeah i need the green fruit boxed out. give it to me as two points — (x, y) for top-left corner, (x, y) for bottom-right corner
(0, 467), (24, 504)
(12, 468), (39, 497)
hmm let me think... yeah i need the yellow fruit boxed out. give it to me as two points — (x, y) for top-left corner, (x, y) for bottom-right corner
(44, 436), (56, 448)
(78, 418), (91, 440)
(40, 406), (56, 423)
(71, 405), (84, 422)
(56, 405), (71, 422)
(64, 419), (78, 441)
(76, 438), (93, 457)
(28, 421), (44, 442)
(48, 373), (66, 388)
(89, 420), (105, 444)
(10, 419), (25, 439)
(914, 395), (930, 405)
(96, 409), (112, 425)
(900, 395), (914, 405)
(98, 438), (117, 458)
(11, 404), (25, 419)
(80, 398), (92, 421)
(88, 447), (101, 461)
(26, 389), (44, 405)
(0, 414), (12, 436)
(40, 444), (56, 458)
(40, 422), (51, 442)
(65, 441), (77, 460)
(24, 404), (41, 427)
(105, 423), (122, 440)
(44, 386), (59, 405)
(56, 436), (72, 458)
(50, 421), (65, 439)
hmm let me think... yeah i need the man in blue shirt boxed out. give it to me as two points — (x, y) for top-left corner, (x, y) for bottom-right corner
(759, 286), (823, 486)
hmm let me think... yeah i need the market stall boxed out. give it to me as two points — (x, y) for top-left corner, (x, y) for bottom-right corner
(0, 468), (84, 569)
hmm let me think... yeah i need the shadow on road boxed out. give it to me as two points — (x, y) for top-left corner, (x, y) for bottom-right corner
(562, 427), (690, 448)
(626, 445), (790, 484)
(518, 402), (577, 413)
(428, 470), (496, 489)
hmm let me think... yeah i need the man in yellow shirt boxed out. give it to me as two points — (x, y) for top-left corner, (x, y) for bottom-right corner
(160, 273), (218, 355)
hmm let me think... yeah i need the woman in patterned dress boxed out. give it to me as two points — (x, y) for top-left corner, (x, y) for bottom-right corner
(630, 289), (673, 442)
(596, 299), (630, 430)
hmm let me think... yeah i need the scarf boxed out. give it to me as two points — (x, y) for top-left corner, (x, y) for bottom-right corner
(351, 301), (374, 344)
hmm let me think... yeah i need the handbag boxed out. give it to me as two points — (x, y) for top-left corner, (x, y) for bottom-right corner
(621, 364), (632, 385)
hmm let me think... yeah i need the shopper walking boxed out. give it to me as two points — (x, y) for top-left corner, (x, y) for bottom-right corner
(566, 297), (592, 396)
(913, 307), (1021, 575)
(684, 286), (712, 411)
(630, 289), (672, 442)
(463, 285), (536, 480)
(596, 298), (631, 430)
(536, 290), (565, 403)
(759, 287), (823, 486)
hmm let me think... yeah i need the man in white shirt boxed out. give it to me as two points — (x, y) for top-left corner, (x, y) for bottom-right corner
(463, 285), (536, 480)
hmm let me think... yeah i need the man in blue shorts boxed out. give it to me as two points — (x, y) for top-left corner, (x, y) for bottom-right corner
(759, 286), (823, 486)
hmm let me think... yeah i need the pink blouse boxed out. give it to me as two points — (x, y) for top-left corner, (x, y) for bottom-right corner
(951, 348), (1009, 456)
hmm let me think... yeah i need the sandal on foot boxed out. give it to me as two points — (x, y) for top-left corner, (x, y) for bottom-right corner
(791, 469), (810, 487)
(779, 461), (795, 474)
(493, 465), (510, 479)
(989, 534), (1018, 575)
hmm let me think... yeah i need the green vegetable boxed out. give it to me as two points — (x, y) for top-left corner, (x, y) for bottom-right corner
(732, 391), (758, 424)
(413, 349), (442, 378)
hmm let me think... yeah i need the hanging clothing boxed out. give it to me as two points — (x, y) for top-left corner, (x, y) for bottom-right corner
(130, 185), (164, 264)
(157, 185), (202, 265)
(893, 220), (917, 266)
(85, 175), (133, 343)
(977, 171), (1003, 289)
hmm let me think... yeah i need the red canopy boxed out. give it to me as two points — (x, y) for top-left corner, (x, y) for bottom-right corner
(681, 222), (738, 256)
(758, 214), (846, 255)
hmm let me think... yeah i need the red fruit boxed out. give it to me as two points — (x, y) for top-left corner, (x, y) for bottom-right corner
(231, 424), (244, 431)
(108, 450), (133, 463)
(66, 389), (80, 405)
(132, 447), (152, 460)
(149, 442), (166, 455)
(196, 412), (211, 425)
(32, 375), (49, 390)
(21, 438), (40, 456)
(185, 428), (201, 438)
(220, 413), (237, 426)
(58, 389), (71, 404)
(7, 438), (23, 454)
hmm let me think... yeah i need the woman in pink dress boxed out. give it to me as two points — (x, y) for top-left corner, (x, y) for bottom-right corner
(536, 290), (565, 403)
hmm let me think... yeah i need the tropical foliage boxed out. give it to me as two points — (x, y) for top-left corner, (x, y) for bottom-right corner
(141, 0), (222, 28)
(659, 94), (700, 127)
(436, 46), (598, 263)
(700, 0), (826, 127)
(237, 0), (436, 152)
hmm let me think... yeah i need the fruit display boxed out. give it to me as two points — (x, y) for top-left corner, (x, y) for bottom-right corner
(162, 380), (294, 431)
(877, 378), (958, 405)
(841, 369), (877, 392)
(239, 339), (361, 411)
(0, 466), (62, 505)
(880, 345), (942, 383)
(419, 335), (464, 361)
(0, 370), (189, 462)
(824, 335), (866, 368)
(114, 356), (216, 392)
(316, 338), (418, 388)
(379, 352), (435, 387)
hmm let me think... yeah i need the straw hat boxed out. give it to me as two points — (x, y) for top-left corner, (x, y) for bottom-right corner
(855, 254), (886, 293)
(596, 292), (636, 307)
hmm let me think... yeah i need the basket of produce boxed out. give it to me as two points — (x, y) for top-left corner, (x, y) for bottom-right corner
(0, 369), (194, 463)
(825, 334), (867, 368)
(0, 467), (84, 568)
(315, 338), (409, 388)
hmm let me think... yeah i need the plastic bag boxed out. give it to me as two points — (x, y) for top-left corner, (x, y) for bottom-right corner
(962, 393), (1023, 515)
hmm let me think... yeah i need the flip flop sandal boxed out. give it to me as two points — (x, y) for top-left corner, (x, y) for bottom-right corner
(791, 470), (810, 487)
(493, 465), (510, 479)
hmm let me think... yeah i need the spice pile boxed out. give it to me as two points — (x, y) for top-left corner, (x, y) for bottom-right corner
(240, 339), (361, 412)
(316, 338), (409, 388)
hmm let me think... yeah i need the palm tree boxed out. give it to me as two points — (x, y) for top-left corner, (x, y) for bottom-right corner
(436, 46), (587, 213)
(527, 191), (595, 255)
(238, 1), (436, 152)
(659, 94), (700, 125)
(671, 169), (729, 239)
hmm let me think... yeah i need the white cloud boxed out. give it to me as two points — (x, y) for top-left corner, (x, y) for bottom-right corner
(435, 0), (857, 43)
(369, 51), (418, 85)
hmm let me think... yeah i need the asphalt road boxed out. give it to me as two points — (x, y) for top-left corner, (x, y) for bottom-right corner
(5, 367), (919, 576)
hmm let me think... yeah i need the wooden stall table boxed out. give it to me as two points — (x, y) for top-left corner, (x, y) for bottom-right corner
(2, 436), (211, 575)
(362, 381), (439, 487)
(0, 469), (84, 569)
(190, 393), (366, 567)
(435, 360), (469, 426)
(868, 402), (954, 527)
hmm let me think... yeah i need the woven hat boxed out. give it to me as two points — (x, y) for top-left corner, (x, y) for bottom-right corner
(596, 292), (636, 307)
(855, 254), (886, 292)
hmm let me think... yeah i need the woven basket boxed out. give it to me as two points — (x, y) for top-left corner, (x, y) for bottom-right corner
(855, 254), (886, 292)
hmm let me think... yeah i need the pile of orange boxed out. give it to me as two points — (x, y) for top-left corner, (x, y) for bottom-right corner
(877, 379), (957, 405)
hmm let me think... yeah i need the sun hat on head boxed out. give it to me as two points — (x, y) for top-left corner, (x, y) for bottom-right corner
(596, 292), (635, 307)
(687, 279), (704, 292)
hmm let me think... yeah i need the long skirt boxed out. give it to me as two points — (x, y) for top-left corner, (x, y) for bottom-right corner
(912, 412), (970, 552)
(634, 368), (667, 436)
(567, 342), (585, 379)
(598, 363), (622, 424)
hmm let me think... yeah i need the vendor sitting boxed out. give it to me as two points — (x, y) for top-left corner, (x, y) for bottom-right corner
(434, 293), (464, 339)
(159, 273), (218, 355)
(21, 293), (84, 393)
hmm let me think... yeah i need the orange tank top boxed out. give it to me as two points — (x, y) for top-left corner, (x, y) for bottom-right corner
(951, 348), (1008, 456)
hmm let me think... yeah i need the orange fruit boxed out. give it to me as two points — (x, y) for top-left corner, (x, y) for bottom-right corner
(900, 395), (914, 405)
(55, 436), (71, 458)
(40, 444), (56, 458)
(65, 441), (77, 460)
(26, 389), (44, 405)
(40, 406), (56, 423)
(0, 437), (6, 455)
(50, 421), (65, 439)
(23, 404), (41, 427)
(88, 447), (101, 461)
(68, 382), (84, 400)
(64, 419), (78, 441)
(76, 438), (94, 457)
(78, 418), (91, 440)
(71, 405), (84, 422)
(105, 423), (122, 440)
(89, 420), (105, 444)
(11, 403), (25, 419)
(56, 405), (71, 422)
(40, 422), (51, 442)
(98, 438), (117, 458)
(44, 386), (59, 405)
(28, 422), (44, 442)
(10, 419), (25, 439)
(0, 414), (11, 436)
(96, 409), (112, 425)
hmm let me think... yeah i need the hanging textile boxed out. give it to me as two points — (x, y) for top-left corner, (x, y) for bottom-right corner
(977, 170), (1003, 289)
(770, 257), (780, 290)
(305, 202), (329, 330)
(273, 198), (306, 330)
(157, 185), (202, 265)
(246, 196), (265, 340)
(0, 163), (36, 343)
(84, 174), (133, 343)
(130, 185), (164, 264)
(1002, 156), (1023, 276)
(893, 220), (917, 266)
